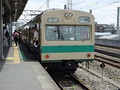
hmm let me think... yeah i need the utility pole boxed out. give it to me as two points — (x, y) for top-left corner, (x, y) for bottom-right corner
(46, 0), (49, 9)
(0, 0), (3, 60)
(68, 0), (72, 9)
(117, 7), (120, 35)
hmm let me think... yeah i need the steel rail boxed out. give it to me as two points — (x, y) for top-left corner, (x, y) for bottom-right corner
(95, 55), (120, 69)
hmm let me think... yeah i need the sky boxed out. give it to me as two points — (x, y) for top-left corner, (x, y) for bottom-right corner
(18, 0), (120, 26)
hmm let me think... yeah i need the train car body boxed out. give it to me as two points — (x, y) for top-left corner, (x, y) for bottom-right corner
(20, 9), (95, 72)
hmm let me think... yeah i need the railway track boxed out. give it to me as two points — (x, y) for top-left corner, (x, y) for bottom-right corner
(77, 65), (120, 89)
(95, 44), (120, 68)
(95, 54), (120, 68)
(95, 45), (120, 58)
(49, 73), (90, 90)
(95, 44), (120, 49)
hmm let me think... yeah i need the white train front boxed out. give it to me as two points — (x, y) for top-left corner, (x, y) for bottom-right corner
(20, 9), (95, 73)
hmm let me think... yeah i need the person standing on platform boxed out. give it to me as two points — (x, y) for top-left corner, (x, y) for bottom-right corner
(3, 27), (9, 47)
(33, 28), (38, 47)
(3, 33), (6, 47)
(13, 30), (19, 46)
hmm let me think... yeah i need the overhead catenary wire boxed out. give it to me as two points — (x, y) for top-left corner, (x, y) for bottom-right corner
(80, 0), (103, 9)
(18, 0), (120, 26)
(72, 0), (120, 24)
(72, 0), (120, 12)
(73, 0), (87, 6)
(91, 1), (120, 10)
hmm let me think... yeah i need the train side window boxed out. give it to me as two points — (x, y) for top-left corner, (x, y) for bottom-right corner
(46, 26), (59, 40)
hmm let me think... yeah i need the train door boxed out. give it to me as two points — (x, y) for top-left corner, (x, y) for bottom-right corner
(38, 23), (41, 61)
(34, 23), (41, 60)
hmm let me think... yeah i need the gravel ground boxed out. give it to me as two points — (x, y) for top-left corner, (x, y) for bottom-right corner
(89, 61), (120, 83)
(74, 61), (120, 90)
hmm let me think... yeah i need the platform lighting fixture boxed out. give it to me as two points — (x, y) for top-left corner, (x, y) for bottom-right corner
(15, 9), (17, 13)
(15, 2), (17, 5)
(14, 0), (18, 22)
(14, 1), (18, 10)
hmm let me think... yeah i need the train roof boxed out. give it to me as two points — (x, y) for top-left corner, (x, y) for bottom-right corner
(23, 8), (62, 26)
(21, 9), (94, 28)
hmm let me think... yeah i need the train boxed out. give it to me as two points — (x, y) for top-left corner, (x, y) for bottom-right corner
(19, 9), (95, 73)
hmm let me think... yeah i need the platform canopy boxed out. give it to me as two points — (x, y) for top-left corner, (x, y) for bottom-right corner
(3, 0), (28, 23)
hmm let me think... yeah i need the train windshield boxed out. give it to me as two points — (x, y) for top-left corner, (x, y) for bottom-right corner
(46, 26), (90, 41)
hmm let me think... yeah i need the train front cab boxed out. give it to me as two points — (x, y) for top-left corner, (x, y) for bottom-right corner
(39, 10), (95, 73)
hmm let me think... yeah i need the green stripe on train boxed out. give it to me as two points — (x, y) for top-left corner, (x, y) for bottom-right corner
(41, 45), (94, 53)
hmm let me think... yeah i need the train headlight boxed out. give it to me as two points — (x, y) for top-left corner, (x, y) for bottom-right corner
(78, 16), (90, 23)
(47, 18), (59, 23)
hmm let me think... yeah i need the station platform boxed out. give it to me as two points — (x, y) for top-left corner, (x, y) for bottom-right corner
(0, 43), (60, 90)
(95, 35), (120, 48)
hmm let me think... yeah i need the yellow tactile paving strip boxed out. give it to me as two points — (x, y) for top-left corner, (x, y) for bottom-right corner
(5, 57), (14, 60)
(14, 45), (20, 64)
(6, 44), (20, 64)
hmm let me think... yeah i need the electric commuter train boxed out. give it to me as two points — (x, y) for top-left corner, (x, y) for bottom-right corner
(20, 9), (95, 73)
